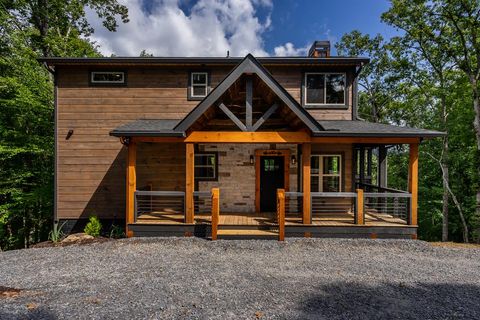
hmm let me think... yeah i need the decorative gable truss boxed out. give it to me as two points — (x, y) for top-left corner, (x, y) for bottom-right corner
(174, 54), (324, 133)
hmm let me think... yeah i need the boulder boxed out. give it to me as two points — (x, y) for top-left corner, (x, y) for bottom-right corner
(62, 233), (94, 243)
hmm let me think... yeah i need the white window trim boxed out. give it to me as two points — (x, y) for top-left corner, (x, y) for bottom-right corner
(304, 72), (346, 106)
(91, 71), (125, 84)
(311, 154), (342, 192)
(190, 72), (209, 98)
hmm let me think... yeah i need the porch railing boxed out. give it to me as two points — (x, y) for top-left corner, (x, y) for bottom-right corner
(363, 192), (412, 224)
(311, 192), (358, 224)
(134, 190), (186, 222)
(285, 191), (303, 217)
(193, 191), (212, 214)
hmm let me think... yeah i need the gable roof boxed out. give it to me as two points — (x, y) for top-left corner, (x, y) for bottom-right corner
(174, 54), (324, 133)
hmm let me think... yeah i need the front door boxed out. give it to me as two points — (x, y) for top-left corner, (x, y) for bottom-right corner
(260, 156), (285, 212)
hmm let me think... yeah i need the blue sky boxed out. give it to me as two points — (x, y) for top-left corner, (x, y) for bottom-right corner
(262, 0), (398, 54)
(88, 0), (400, 57)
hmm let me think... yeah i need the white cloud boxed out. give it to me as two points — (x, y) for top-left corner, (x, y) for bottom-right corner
(87, 0), (273, 57)
(273, 42), (308, 57)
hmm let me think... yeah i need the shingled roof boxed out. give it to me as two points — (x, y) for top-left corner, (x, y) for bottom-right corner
(110, 119), (444, 139)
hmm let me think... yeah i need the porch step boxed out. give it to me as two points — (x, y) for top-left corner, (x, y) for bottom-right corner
(216, 229), (278, 240)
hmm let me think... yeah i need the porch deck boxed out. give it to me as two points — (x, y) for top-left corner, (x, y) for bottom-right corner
(135, 211), (407, 227)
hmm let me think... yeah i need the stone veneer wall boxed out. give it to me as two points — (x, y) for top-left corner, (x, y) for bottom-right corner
(198, 144), (298, 213)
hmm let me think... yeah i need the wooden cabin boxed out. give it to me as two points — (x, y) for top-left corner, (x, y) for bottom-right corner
(40, 41), (443, 240)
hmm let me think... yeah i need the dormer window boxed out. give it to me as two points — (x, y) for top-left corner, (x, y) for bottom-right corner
(304, 73), (346, 106)
(189, 72), (209, 100)
(90, 71), (125, 85)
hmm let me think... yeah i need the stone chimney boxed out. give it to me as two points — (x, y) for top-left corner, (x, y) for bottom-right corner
(308, 41), (331, 58)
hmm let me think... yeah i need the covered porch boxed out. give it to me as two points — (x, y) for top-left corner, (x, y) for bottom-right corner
(120, 133), (420, 240)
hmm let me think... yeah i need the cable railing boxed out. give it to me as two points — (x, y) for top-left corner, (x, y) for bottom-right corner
(134, 191), (185, 222)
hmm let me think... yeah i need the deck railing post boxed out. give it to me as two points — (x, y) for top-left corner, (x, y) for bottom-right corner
(211, 188), (220, 240)
(355, 189), (364, 225)
(277, 189), (286, 241)
(185, 143), (195, 223)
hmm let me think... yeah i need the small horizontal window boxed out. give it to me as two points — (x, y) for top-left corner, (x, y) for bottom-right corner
(91, 71), (125, 84)
(305, 73), (345, 105)
(190, 72), (209, 99)
(195, 152), (217, 181)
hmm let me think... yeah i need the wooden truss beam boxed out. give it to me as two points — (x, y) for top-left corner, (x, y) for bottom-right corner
(218, 103), (247, 131)
(252, 103), (278, 131)
(185, 131), (311, 143)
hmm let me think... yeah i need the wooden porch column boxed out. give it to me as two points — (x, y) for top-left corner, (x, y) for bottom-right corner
(408, 143), (419, 226)
(378, 145), (387, 188)
(126, 140), (136, 238)
(185, 143), (195, 223)
(302, 143), (311, 224)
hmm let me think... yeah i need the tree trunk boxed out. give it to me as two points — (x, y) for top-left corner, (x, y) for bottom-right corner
(441, 136), (449, 242)
(471, 78), (480, 242)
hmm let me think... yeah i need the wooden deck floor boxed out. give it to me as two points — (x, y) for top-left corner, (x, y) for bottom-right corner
(136, 210), (407, 227)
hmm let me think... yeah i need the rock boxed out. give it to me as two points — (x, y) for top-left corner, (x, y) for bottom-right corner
(62, 233), (94, 243)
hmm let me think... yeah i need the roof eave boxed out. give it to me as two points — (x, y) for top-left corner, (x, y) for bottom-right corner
(109, 131), (186, 137)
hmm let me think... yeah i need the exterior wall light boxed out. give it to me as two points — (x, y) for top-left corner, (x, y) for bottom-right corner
(250, 155), (254, 165)
(291, 155), (297, 165)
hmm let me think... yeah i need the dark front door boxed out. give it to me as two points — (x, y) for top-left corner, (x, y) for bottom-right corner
(260, 156), (285, 212)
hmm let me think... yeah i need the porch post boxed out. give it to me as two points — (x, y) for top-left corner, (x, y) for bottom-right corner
(302, 143), (311, 224)
(378, 145), (387, 188)
(185, 143), (195, 223)
(126, 139), (136, 238)
(408, 143), (419, 226)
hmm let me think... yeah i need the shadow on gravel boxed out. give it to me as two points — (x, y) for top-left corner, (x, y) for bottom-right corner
(295, 282), (480, 319)
(0, 309), (56, 320)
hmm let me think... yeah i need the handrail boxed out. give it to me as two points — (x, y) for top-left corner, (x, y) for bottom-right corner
(311, 192), (357, 197)
(135, 190), (185, 196)
(357, 182), (409, 194)
(364, 192), (411, 198)
(277, 189), (285, 241)
(211, 188), (220, 240)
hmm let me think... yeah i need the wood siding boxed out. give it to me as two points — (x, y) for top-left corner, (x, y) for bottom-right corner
(56, 64), (354, 219)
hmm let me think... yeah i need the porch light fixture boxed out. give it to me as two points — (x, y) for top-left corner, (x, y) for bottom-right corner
(291, 155), (297, 165)
(250, 155), (254, 165)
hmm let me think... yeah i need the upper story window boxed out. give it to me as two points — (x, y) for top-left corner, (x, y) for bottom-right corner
(189, 72), (209, 99)
(90, 71), (125, 85)
(304, 73), (345, 106)
(311, 154), (342, 192)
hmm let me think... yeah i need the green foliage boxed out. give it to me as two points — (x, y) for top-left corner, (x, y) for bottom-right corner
(84, 216), (102, 237)
(0, 0), (128, 250)
(109, 224), (125, 239)
(49, 221), (67, 242)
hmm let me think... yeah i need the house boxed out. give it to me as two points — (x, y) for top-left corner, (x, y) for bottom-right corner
(39, 41), (443, 240)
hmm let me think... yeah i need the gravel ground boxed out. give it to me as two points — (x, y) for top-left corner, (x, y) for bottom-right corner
(1, 238), (480, 320)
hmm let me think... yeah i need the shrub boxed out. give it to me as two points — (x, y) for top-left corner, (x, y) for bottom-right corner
(84, 216), (102, 237)
(109, 224), (125, 239)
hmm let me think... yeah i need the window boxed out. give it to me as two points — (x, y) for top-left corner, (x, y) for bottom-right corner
(90, 71), (125, 84)
(311, 155), (342, 192)
(304, 73), (345, 105)
(195, 152), (217, 181)
(190, 72), (209, 98)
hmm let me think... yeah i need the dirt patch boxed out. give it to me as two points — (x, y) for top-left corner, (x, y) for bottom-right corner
(31, 237), (113, 249)
(430, 241), (480, 249)
(0, 286), (22, 299)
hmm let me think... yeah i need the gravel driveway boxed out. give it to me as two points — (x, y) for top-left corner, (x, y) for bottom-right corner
(1, 238), (479, 319)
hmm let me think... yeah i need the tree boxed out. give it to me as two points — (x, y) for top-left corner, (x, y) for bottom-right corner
(336, 31), (395, 122)
(383, 0), (480, 242)
(0, 1), (129, 249)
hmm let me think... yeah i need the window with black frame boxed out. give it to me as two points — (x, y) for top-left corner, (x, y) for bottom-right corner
(194, 152), (217, 181)
(304, 73), (345, 106)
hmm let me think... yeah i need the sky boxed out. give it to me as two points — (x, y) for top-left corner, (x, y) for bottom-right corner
(87, 0), (400, 57)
